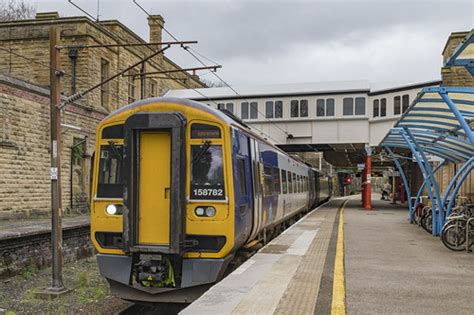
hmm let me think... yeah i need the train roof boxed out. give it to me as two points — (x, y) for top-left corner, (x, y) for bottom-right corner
(102, 97), (327, 173)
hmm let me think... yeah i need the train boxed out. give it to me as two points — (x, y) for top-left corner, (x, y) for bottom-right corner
(90, 97), (332, 303)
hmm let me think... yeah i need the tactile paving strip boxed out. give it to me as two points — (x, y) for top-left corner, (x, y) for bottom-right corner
(273, 200), (343, 315)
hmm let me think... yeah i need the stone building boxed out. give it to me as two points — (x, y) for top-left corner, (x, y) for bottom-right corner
(435, 30), (473, 200)
(0, 12), (204, 219)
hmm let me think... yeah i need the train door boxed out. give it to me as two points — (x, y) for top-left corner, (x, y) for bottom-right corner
(249, 138), (263, 240)
(138, 131), (171, 245)
(122, 112), (186, 255)
(232, 130), (253, 246)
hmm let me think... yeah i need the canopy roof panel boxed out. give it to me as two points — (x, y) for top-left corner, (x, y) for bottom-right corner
(380, 87), (474, 163)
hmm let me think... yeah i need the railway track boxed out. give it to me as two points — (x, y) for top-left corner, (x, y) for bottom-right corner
(116, 302), (189, 315)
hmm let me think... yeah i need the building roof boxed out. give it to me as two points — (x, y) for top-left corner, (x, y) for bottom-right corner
(380, 86), (474, 163)
(165, 79), (441, 100)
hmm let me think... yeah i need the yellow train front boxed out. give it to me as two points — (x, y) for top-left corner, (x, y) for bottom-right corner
(90, 97), (331, 303)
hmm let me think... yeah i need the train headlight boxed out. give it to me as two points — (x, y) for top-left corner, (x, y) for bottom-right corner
(195, 207), (205, 216)
(194, 206), (216, 217)
(205, 206), (216, 217)
(106, 204), (123, 215)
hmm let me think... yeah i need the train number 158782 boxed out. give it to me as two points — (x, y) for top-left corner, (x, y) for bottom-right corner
(192, 188), (223, 197)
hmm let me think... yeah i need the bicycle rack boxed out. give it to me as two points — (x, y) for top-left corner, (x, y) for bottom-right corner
(466, 217), (474, 253)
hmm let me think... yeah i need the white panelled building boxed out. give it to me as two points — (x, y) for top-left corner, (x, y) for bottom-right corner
(165, 80), (440, 149)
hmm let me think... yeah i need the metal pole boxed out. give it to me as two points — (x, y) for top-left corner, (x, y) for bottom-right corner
(49, 26), (67, 294)
(363, 146), (372, 209)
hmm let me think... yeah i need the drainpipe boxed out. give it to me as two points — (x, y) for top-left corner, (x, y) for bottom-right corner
(68, 48), (78, 94)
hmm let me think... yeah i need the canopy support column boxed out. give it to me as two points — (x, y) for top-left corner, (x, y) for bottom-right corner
(443, 157), (474, 216)
(385, 146), (413, 222)
(414, 160), (445, 214)
(398, 130), (438, 235)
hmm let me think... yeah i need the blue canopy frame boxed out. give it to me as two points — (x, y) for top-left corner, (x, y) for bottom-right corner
(381, 86), (474, 236)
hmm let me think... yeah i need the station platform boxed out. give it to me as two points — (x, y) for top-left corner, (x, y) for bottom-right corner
(181, 196), (474, 315)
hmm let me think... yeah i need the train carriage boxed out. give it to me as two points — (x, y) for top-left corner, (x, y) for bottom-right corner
(90, 97), (331, 303)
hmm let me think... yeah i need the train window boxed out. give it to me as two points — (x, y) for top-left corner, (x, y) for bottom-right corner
(394, 96), (401, 115)
(250, 102), (258, 119)
(402, 94), (410, 113)
(217, 103), (225, 110)
(273, 167), (281, 194)
(265, 101), (274, 118)
(288, 171), (293, 193)
(343, 98), (354, 116)
(291, 173), (298, 193)
(380, 98), (387, 117)
(263, 165), (273, 196)
(300, 100), (308, 117)
(237, 158), (247, 195)
(326, 99), (335, 116)
(241, 102), (249, 119)
(190, 145), (225, 200)
(373, 99), (379, 117)
(191, 123), (221, 139)
(355, 97), (366, 115)
(97, 144), (123, 198)
(275, 101), (283, 118)
(281, 169), (287, 194)
(101, 124), (124, 139)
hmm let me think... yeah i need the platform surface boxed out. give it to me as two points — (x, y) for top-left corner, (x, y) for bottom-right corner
(181, 199), (345, 315)
(182, 197), (474, 315)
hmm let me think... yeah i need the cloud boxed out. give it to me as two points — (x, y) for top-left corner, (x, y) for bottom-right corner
(36, 0), (474, 85)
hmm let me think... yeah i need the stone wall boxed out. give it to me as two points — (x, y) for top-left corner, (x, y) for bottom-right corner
(434, 31), (474, 201)
(0, 14), (204, 114)
(441, 31), (474, 87)
(0, 75), (104, 219)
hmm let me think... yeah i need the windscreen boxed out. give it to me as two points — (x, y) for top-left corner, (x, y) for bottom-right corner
(190, 144), (225, 200)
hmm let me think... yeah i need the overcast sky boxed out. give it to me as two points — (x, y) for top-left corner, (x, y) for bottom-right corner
(36, 0), (473, 86)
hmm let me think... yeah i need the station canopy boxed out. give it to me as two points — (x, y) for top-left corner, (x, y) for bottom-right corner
(380, 86), (474, 163)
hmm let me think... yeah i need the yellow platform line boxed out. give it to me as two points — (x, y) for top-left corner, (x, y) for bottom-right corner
(331, 200), (348, 315)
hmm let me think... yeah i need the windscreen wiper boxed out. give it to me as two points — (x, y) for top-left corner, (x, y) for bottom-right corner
(108, 140), (123, 160)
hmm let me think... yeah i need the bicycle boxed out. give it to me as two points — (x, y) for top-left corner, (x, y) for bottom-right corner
(441, 203), (474, 251)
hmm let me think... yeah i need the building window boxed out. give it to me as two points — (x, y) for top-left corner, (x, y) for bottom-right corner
(149, 80), (157, 97)
(275, 101), (283, 118)
(127, 69), (138, 103)
(300, 100), (308, 117)
(250, 102), (258, 119)
(316, 98), (335, 117)
(290, 100), (308, 118)
(373, 99), (379, 117)
(266, 100), (283, 118)
(326, 98), (335, 116)
(291, 100), (299, 117)
(380, 98), (387, 117)
(226, 103), (234, 113)
(241, 102), (249, 119)
(343, 97), (354, 116)
(355, 97), (365, 115)
(100, 59), (110, 108)
(316, 99), (325, 116)
(394, 96), (401, 115)
(402, 94), (410, 113)
(265, 101), (274, 118)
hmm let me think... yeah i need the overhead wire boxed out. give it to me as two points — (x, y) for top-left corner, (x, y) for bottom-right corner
(132, 0), (289, 142)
